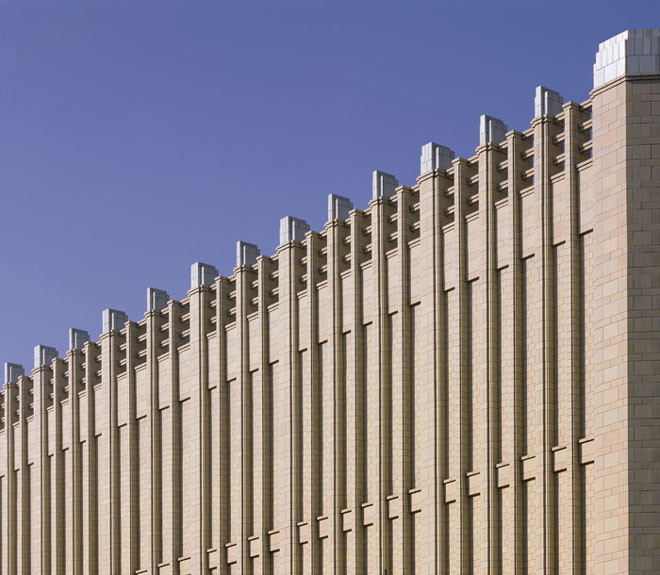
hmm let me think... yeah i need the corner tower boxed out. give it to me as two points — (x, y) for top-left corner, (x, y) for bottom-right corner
(591, 29), (660, 574)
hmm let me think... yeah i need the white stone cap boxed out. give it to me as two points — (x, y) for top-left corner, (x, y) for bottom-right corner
(372, 170), (398, 199)
(4, 362), (24, 385)
(420, 142), (455, 175)
(34, 345), (58, 369)
(102, 308), (128, 333)
(147, 287), (169, 311)
(236, 241), (260, 267)
(191, 262), (218, 288)
(328, 194), (353, 221)
(535, 86), (564, 117)
(594, 29), (660, 89)
(69, 328), (90, 350)
(480, 115), (508, 146)
(279, 216), (310, 245)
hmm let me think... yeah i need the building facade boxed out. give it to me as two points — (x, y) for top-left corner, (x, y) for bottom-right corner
(1, 29), (659, 575)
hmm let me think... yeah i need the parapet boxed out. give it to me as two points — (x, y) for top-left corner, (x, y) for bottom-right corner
(594, 29), (660, 88)
(4, 33), (616, 368)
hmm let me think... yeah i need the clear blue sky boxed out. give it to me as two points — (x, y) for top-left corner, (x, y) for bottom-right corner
(1, 1), (657, 371)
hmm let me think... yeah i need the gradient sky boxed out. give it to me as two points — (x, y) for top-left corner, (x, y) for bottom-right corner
(1, 0), (658, 372)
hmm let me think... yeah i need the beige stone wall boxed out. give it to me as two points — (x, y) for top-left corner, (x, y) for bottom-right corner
(0, 73), (658, 575)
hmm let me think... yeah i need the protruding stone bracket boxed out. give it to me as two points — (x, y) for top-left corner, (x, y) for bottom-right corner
(328, 193), (354, 221)
(34, 345), (58, 369)
(4, 362), (24, 385)
(420, 142), (455, 175)
(102, 308), (128, 333)
(69, 328), (90, 351)
(372, 170), (399, 199)
(279, 216), (310, 245)
(191, 262), (218, 288)
(479, 115), (508, 146)
(147, 287), (169, 311)
(534, 86), (564, 117)
(236, 241), (260, 267)
(594, 29), (660, 89)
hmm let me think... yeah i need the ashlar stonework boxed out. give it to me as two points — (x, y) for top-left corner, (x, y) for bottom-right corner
(1, 28), (659, 575)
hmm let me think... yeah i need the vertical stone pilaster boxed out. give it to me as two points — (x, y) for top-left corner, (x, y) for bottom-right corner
(417, 164), (452, 575)
(17, 375), (31, 575)
(68, 348), (84, 575)
(453, 157), (472, 574)
(5, 382), (18, 575)
(145, 308), (163, 573)
(252, 260), (273, 575)
(328, 221), (348, 575)
(304, 232), (322, 574)
(214, 278), (231, 575)
(51, 359), (67, 575)
(346, 209), (367, 575)
(370, 195), (393, 575)
(391, 185), (414, 574)
(275, 240), (304, 575)
(31, 365), (51, 575)
(532, 112), (558, 575)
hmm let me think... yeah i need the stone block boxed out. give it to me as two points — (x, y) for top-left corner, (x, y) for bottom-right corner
(69, 328), (90, 350)
(268, 530), (281, 552)
(362, 502), (375, 526)
(443, 479), (458, 503)
(467, 471), (483, 496)
(535, 85), (564, 117)
(341, 508), (353, 532)
(147, 287), (169, 311)
(102, 308), (128, 333)
(190, 262), (218, 288)
(4, 362), (24, 385)
(479, 115), (508, 145)
(552, 446), (569, 472)
(594, 29), (660, 89)
(248, 537), (260, 558)
(328, 193), (353, 221)
(420, 141), (454, 174)
(496, 463), (512, 488)
(298, 521), (310, 544)
(318, 516), (329, 539)
(225, 543), (238, 565)
(34, 345), (58, 368)
(236, 241), (260, 267)
(409, 488), (423, 513)
(279, 216), (310, 245)
(521, 455), (537, 481)
(387, 495), (401, 519)
(372, 170), (398, 199)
